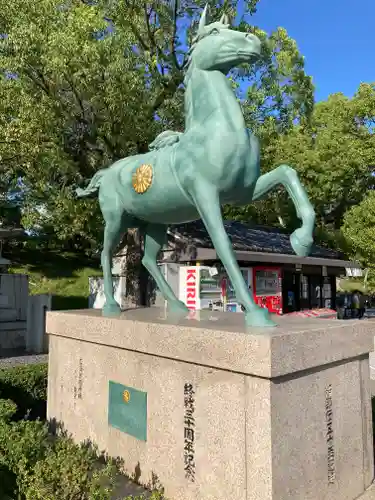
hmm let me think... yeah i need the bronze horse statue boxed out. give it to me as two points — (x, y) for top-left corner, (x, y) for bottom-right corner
(77, 5), (315, 327)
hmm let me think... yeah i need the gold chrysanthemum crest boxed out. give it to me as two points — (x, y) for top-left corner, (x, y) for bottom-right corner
(122, 390), (130, 403)
(132, 164), (153, 194)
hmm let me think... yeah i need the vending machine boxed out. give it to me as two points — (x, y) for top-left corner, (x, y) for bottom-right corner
(179, 265), (253, 313)
(179, 265), (224, 311)
(252, 266), (282, 315)
(222, 268), (253, 313)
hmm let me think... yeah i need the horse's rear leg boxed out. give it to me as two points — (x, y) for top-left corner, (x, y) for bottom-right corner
(101, 211), (129, 316)
(143, 223), (188, 314)
(252, 165), (316, 256)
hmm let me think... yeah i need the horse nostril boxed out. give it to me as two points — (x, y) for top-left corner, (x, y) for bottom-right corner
(245, 33), (261, 50)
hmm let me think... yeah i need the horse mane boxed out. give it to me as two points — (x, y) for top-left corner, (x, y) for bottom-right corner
(183, 35), (201, 84)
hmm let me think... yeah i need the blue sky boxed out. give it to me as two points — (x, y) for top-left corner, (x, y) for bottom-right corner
(248, 0), (373, 102)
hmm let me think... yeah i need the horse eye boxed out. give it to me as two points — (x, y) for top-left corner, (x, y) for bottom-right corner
(211, 28), (220, 35)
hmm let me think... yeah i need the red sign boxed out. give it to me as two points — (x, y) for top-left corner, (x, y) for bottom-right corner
(186, 269), (197, 310)
(221, 277), (227, 298)
(253, 266), (282, 315)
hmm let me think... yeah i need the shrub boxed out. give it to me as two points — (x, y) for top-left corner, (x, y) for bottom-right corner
(0, 399), (19, 498)
(0, 402), (166, 499)
(0, 399), (17, 422)
(0, 363), (48, 420)
(20, 437), (119, 500)
(0, 364), (166, 499)
(0, 415), (120, 499)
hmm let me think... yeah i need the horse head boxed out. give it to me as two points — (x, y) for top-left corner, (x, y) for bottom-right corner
(185, 4), (262, 77)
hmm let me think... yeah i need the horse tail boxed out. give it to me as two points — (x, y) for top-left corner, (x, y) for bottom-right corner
(75, 169), (107, 198)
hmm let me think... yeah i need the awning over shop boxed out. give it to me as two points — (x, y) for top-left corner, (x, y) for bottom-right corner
(164, 220), (358, 270)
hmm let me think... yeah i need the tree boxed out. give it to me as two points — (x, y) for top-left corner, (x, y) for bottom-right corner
(0, 172), (22, 229)
(342, 191), (375, 265)
(342, 82), (375, 264)
(0, 0), (314, 246)
(342, 190), (375, 291)
(0, 0), (146, 250)
(228, 83), (375, 251)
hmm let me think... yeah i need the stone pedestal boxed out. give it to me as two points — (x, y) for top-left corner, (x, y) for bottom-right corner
(46, 309), (375, 500)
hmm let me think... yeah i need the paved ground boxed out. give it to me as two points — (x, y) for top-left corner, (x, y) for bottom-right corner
(0, 352), (48, 368)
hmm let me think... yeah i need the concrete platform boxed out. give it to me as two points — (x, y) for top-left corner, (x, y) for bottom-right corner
(360, 484), (375, 499)
(46, 309), (375, 500)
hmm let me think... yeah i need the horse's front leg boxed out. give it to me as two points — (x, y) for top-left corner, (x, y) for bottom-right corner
(189, 181), (276, 328)
(252, 165), (316, 256)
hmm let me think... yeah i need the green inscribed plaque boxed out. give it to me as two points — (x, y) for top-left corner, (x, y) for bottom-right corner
(108, 381), (147, 441)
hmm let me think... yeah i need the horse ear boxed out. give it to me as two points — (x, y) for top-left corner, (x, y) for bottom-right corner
(220, 13), (229, 25)
(198, 4), (209, 35)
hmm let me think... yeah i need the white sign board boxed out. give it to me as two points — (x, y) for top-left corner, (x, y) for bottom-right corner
(179, 266), (200, 310)
(88, 276), (126, 309)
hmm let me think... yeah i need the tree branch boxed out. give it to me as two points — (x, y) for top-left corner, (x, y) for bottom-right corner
(66, 77), (87, 121)
(170, 0), (182, 71)
(99, 132), (119, 158)
(0, 153), (22, 163)
(24, 66), (51, 95)
(149, 74), (183, 115)
(126, 18), (149, 52)
(143, 3), (157, 56)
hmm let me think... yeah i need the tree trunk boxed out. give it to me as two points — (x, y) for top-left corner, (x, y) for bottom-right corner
(119, 228), (151, 308)
(133, 140), (151, 306)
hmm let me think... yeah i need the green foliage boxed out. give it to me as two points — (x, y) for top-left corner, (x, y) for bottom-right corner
(337, 278), (367, 294)
(0, 364), (48, 401)
(0, 399), (17, 422)
(0, 364), (48, 420)
(21, 436), (119, 500)
(9, 248), (101, 309)
(226, 83), (375, 251)
(0, 197), (22, 228)
(0, 406), (165, 499)
(342, 190), (375, 291)
(241, 25), (313, 135)
(342, 191), (375, 264)
(0, 0), (313, 250)
(0, 365), (165, 499)
(0, 416), (119, 500)
(276, 87), (374, 228)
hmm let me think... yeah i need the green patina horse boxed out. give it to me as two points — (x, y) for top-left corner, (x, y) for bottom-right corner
(76, 5), (315, 328)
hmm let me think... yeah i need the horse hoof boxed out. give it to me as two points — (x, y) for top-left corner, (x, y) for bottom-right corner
(245, 307), (277, 328)
(290, 228), (313, 257)
(168, 300), (189, 315)
(102, 302), (121, 317)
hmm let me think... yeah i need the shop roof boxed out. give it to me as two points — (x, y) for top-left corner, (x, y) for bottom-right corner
(169, 220), (337, 258)
(165, 220), (356, 269)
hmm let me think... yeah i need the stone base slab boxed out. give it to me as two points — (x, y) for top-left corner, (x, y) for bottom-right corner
(46, 309), (375, 500)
